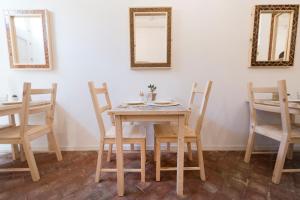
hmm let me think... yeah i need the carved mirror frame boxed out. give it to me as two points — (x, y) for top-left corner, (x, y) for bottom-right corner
(129, 7), (172, 69)
(250, 5), (299, 68)
(4, 10), (52, 69)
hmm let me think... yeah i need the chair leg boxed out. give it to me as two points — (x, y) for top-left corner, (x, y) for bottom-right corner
(141, 141), (146, 183)
(20, 145), (26, 162)
(156, 139), (161, 181)
(22, 139), (40, 181)
(187, 142), (193, 161)
(154, 137), (156, 161)
(95, 139), (105, 183)
(287, 144), (294, 160)
(47, 132), (55, 152)
(244, 127), (256, 163)
(196, 138), (206, 181)
(11, 144), (20, 160)
(47, 131), (63, 161)
(107, 144), (113, 162)
(167, 142), (171, 151)
(272, 137), (289, 184)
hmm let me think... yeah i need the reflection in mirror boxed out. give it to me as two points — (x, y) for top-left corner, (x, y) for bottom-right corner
(251, 5), (299, 67)
(135, 13), (167, 63)
(13, 16), (45, 64)
(257, 12), (292, 62)
(274, 13), (291, 61)
(5, 10), (52, 69)
(130, 8), (172, 68)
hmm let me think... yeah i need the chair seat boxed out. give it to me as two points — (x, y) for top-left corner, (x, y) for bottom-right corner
(0, 125), (50, 140)
(105, 125), (146, 139)
(154, 124), (196, 138)
(0, 125), (12, 129)
(255, 124), (300, 141)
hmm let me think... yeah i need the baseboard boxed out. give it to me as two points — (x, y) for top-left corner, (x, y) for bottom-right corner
(0, 144), (297, 154)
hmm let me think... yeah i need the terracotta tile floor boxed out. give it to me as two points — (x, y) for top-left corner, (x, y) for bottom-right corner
(0, 150), (300, 200)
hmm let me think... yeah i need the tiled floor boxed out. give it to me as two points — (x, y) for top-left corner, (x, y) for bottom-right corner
(0, 150), (299, 200)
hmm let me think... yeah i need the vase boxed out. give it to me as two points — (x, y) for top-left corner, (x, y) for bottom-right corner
(148, 92), (157, 101)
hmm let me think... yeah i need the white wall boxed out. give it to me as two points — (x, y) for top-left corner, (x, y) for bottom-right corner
(0, 0), (300, 151)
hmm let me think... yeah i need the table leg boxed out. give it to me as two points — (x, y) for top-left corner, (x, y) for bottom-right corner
(9, 114), (20, 160)
(115, 115), (124, 196)
(177, 115), (185, 196)
(288, 114), (296, 160)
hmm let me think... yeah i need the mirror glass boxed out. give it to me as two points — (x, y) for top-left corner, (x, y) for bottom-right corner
(257, 12), (292, 62)
(134, 13), (168, 63)
(130, 7), (171, 68)
(250, 5), (299, 67)
(12, 16), (46, 64)
(5, 10), (52, 69)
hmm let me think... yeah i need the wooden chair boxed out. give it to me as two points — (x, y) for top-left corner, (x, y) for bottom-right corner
(154, 81), (212, 181)
(88, 82), (146, 183)
(1, 115), (23, 161)
(0, 115), (19, 160)
(0, 82), (62, 181)
(244, 80), (300, 184)
(157, 82), (199, 161)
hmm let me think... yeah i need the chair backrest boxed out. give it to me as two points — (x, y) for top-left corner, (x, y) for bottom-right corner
(248, 82), (279, 128)
(20, 82), (57, 138)
(278, 80), (292, 136)
(185, 82), (198, 125)
(88, 82), (113, 140)
(188, 81), (213, 137)
(248, 80), (292, 137)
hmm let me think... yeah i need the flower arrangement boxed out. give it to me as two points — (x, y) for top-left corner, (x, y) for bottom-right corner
(148, 84), (157, 93)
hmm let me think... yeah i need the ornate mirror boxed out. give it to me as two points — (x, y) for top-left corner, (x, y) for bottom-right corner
(250, 5), (299, 67)
(4, 10), (52, 69)
(130, 7), (172, 69)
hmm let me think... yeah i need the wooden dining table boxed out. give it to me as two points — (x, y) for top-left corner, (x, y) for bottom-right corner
(108, 103), (190, 196)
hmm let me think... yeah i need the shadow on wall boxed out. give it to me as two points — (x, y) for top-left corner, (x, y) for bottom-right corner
(54, 104), (98, 151)
(254, 110), (285, 149)
(241, 103), (286, 150)
(196, 100), (248, 150)
(202, 117), (245, 150)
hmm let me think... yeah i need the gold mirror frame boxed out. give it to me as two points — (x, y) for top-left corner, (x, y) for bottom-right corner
(4, 10), (52, 69)
(250, 5), (299, 68)
(129, 7), (172, 69)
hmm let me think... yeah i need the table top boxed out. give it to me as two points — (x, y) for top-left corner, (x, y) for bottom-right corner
(254, 99), (300, 110)
(0, 101), (50, 113)
(108, 103), (190, 115)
